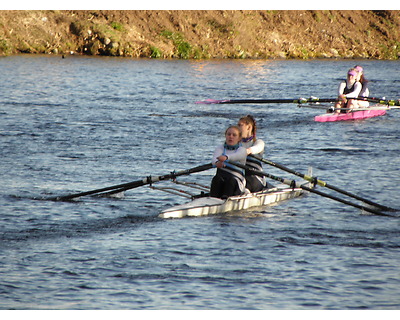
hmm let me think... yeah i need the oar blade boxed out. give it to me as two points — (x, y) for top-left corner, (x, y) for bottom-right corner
(51, 179), (146, 201)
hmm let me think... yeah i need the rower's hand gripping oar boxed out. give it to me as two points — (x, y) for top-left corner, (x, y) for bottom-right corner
(227, 161), (394, 217)
(49, 163), (213, 201)
(250, 155), (395, 212)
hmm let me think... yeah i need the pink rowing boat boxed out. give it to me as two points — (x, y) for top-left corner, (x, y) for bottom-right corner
(315, 108), (387, 122)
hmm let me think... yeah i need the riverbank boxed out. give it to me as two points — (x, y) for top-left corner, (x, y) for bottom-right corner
(1, 10), (399, 59)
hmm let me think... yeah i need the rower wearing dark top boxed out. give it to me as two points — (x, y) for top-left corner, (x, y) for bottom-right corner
(334, 69), (362, 114)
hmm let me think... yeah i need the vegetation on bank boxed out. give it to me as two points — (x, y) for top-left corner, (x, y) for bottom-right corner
(0, 10), (399, 59)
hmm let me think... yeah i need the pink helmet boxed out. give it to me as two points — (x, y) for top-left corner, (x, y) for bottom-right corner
(348, 70), (357, 76)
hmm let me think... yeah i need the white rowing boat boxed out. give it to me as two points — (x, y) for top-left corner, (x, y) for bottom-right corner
(52, 159), (391, 217)
(159, 183), (310, 219)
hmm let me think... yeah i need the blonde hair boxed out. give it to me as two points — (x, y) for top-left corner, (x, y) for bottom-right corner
(225, 125), (242, 138)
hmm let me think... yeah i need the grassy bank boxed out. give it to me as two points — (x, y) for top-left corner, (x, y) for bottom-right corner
(1, 10), (399, 59)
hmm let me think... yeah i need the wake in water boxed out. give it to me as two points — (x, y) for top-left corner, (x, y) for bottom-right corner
(0, 213), (158, 243)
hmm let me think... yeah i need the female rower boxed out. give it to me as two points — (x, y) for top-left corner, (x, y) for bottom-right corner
(334, 69), (362, 113)
(354, 65), (370, 108)
(210, 125), (247, 199)
(238, 115), (269, 192)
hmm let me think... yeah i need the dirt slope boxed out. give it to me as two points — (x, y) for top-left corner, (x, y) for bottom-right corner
(0, 10), (399, 59)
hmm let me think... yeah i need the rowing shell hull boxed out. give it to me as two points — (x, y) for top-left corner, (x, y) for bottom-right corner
(315, 108), (386, 122)
(159, 185), (307, 219)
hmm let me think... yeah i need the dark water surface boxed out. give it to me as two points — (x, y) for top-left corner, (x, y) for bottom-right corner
(1, 55), (399, 309)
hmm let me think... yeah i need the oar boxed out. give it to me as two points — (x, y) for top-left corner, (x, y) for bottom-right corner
(250, 155), (395, 212)
(195, 97), (339, 105)
(50, 163), (213, 201)
(196, 96), (400, 107)
(228, 161), (393, 217)
(356, 97), (400, 106)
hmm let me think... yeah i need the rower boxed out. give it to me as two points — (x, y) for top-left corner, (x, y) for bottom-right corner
(210, 125), (247, 199)
(353, 65), (370, 108)
(238, 115), (273, 192)
(334, 69), (362, 113)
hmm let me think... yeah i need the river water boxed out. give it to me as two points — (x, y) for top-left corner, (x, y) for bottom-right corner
(0, 55), (399, 310)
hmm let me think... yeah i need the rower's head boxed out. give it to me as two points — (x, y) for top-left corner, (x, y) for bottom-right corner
(225, 125), (242, 146)
(354, 65), (363, 73)
(238, 115), (257, 141)
(353, 65), (365, 82)
(347, 69), (357, 83)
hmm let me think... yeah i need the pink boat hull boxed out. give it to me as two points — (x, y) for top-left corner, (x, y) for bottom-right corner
(315, 109), (387, 122)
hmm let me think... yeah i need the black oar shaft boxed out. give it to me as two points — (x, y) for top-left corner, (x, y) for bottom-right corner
(228, 161), (390, 216)
(251, 155), (394, 212)
(196, 96), (400, 106)
(228, 98), (338, 104)
(196, 98), (339, 104)
(52, 180), (145, 201)
(298, 184), (390, 217)
(51, 163), (213, 201)
(218, 99), (305, 104)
